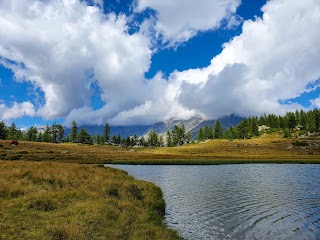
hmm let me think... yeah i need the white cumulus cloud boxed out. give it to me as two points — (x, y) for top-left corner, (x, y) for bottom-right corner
(135, 0), (241, 45)
(0, 0), (152, 125)
(1, 0), (320, 127)
(175, 0), (320, 119)
(0, 101), (36, 120)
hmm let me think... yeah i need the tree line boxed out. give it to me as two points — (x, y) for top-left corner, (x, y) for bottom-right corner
(1, 109), (319, 145)
(0, 121), (111, 144)
(197, 109), (320, 141)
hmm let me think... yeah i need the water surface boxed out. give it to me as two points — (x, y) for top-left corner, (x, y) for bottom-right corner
(107, 164), (320, 240)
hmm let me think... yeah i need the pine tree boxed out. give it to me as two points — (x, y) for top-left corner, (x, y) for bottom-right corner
(25, 127), (38, 142)
(186, 131), (192, 143)
(300, 110), (307, 130)
(159, 135), (164, 147)
(57, 124), (65, 142)
(286, 112), (297, 130)
(214, 121), (223, 139)
(0, 121), (7, 140)
(51, 123), (59, 143)
(147, 131), (159, 147)
(104, 122), (110, 143)
(42, 125), (52, 143)
(8, 123), (17, 140)
(97, 135), (101, 144)
(197, 128), (204, 141)
(70, 121), (78, 143)
(166, 131), (172, 147)
(77, 128), (91, 144)
(38, 132), (43, 142)
(204, 125), (210, 140)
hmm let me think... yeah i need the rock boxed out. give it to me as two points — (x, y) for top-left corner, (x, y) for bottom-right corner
(61, 151), (69, 154)
(129, 149), (135, 152)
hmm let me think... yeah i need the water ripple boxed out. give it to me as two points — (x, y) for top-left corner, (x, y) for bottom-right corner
(107, 164), (320, 240)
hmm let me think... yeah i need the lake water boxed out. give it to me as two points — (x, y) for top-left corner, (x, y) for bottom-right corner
(106, 164), (320, 240)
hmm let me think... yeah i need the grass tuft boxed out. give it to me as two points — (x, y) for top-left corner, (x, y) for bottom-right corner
(29, 198), (56, 211)
(126, 184), (144, 200)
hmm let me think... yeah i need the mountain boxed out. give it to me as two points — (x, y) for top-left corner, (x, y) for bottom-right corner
(189, 114), (245, 139)
(65, 114), (244, 140)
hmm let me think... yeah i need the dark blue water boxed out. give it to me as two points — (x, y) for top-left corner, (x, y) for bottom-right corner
(106, 164), (320, 240)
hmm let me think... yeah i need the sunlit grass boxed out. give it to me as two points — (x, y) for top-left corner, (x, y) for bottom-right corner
(1, 132), (319, 165)
(0, 161), (180, 239)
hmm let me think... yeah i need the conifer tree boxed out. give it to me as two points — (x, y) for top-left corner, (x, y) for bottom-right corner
(70, 121), (78, 143)
(166, 130), (172, 147)
(104, 122), (110, 143)
(214, 121), (223, 139)
(0, 121), (7, 140)
(197, 128), (204, 141)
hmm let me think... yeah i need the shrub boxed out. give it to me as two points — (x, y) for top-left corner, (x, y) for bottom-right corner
(47, 228), (68, 240)
(106, 185), (120, 198)
(283, 129), (292, 138)
(292, 141), (309, 147)
(29, 198), (56, 211)
(126, 184), (144, 200)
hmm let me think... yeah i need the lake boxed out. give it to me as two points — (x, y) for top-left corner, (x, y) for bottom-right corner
(106, 164), (320, 240)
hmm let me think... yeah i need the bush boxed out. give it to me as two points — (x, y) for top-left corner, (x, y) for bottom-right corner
(283, 129), (292, 138)
(106, 185), (120, 198)
(29, 198), (56, 211)
(126, 184), (144, 200)
(292, 141), (309, 147)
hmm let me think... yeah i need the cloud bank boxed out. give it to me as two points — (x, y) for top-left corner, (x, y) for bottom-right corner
(0, 0), (320, 126)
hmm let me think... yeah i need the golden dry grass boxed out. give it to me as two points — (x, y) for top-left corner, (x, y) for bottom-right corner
(0, 132), (319, 164)
(0, 161), (180, 240)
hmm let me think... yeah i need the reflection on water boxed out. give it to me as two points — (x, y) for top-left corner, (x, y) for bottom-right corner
(106, 164), (320, 240)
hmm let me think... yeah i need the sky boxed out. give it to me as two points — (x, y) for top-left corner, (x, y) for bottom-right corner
(0, 0), (320, 128)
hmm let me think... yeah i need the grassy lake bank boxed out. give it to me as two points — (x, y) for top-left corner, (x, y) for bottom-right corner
(0, 161), (180, 240)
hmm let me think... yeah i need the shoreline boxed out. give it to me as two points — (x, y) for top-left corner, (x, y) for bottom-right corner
(106, 159), (320, 165)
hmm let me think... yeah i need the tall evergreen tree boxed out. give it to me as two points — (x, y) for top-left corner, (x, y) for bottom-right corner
(77, 128), (91, 144)
(0, 121), (7, 140)
(57, 124), (65, 142)
(166, 130), (172, 147)
(8, 123), (17, 140)
(104, 122), (110, 143)
(197, 128), (204, 141)
(38, 132), (43, 142)
(51, 123), (59, 143)
(214, 121), (223, 139)
(25, 127), (38, 142)
(70, 121), (78, 143)
(42, 125), (52, 143)
(147, 130), (159, 147)
(186, 131), (192, 143)
(286, 112), (297, 130)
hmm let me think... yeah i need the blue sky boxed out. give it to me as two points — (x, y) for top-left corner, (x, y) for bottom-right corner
(0, 0), (320, 128)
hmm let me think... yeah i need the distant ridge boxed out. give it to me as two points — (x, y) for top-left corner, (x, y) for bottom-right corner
(65, 114), (244, 140)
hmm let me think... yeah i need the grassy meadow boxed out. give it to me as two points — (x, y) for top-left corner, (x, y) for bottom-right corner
(0, 132), (319, 239)
(0, 132), (319, 165)
(0, 161), (180, 240)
